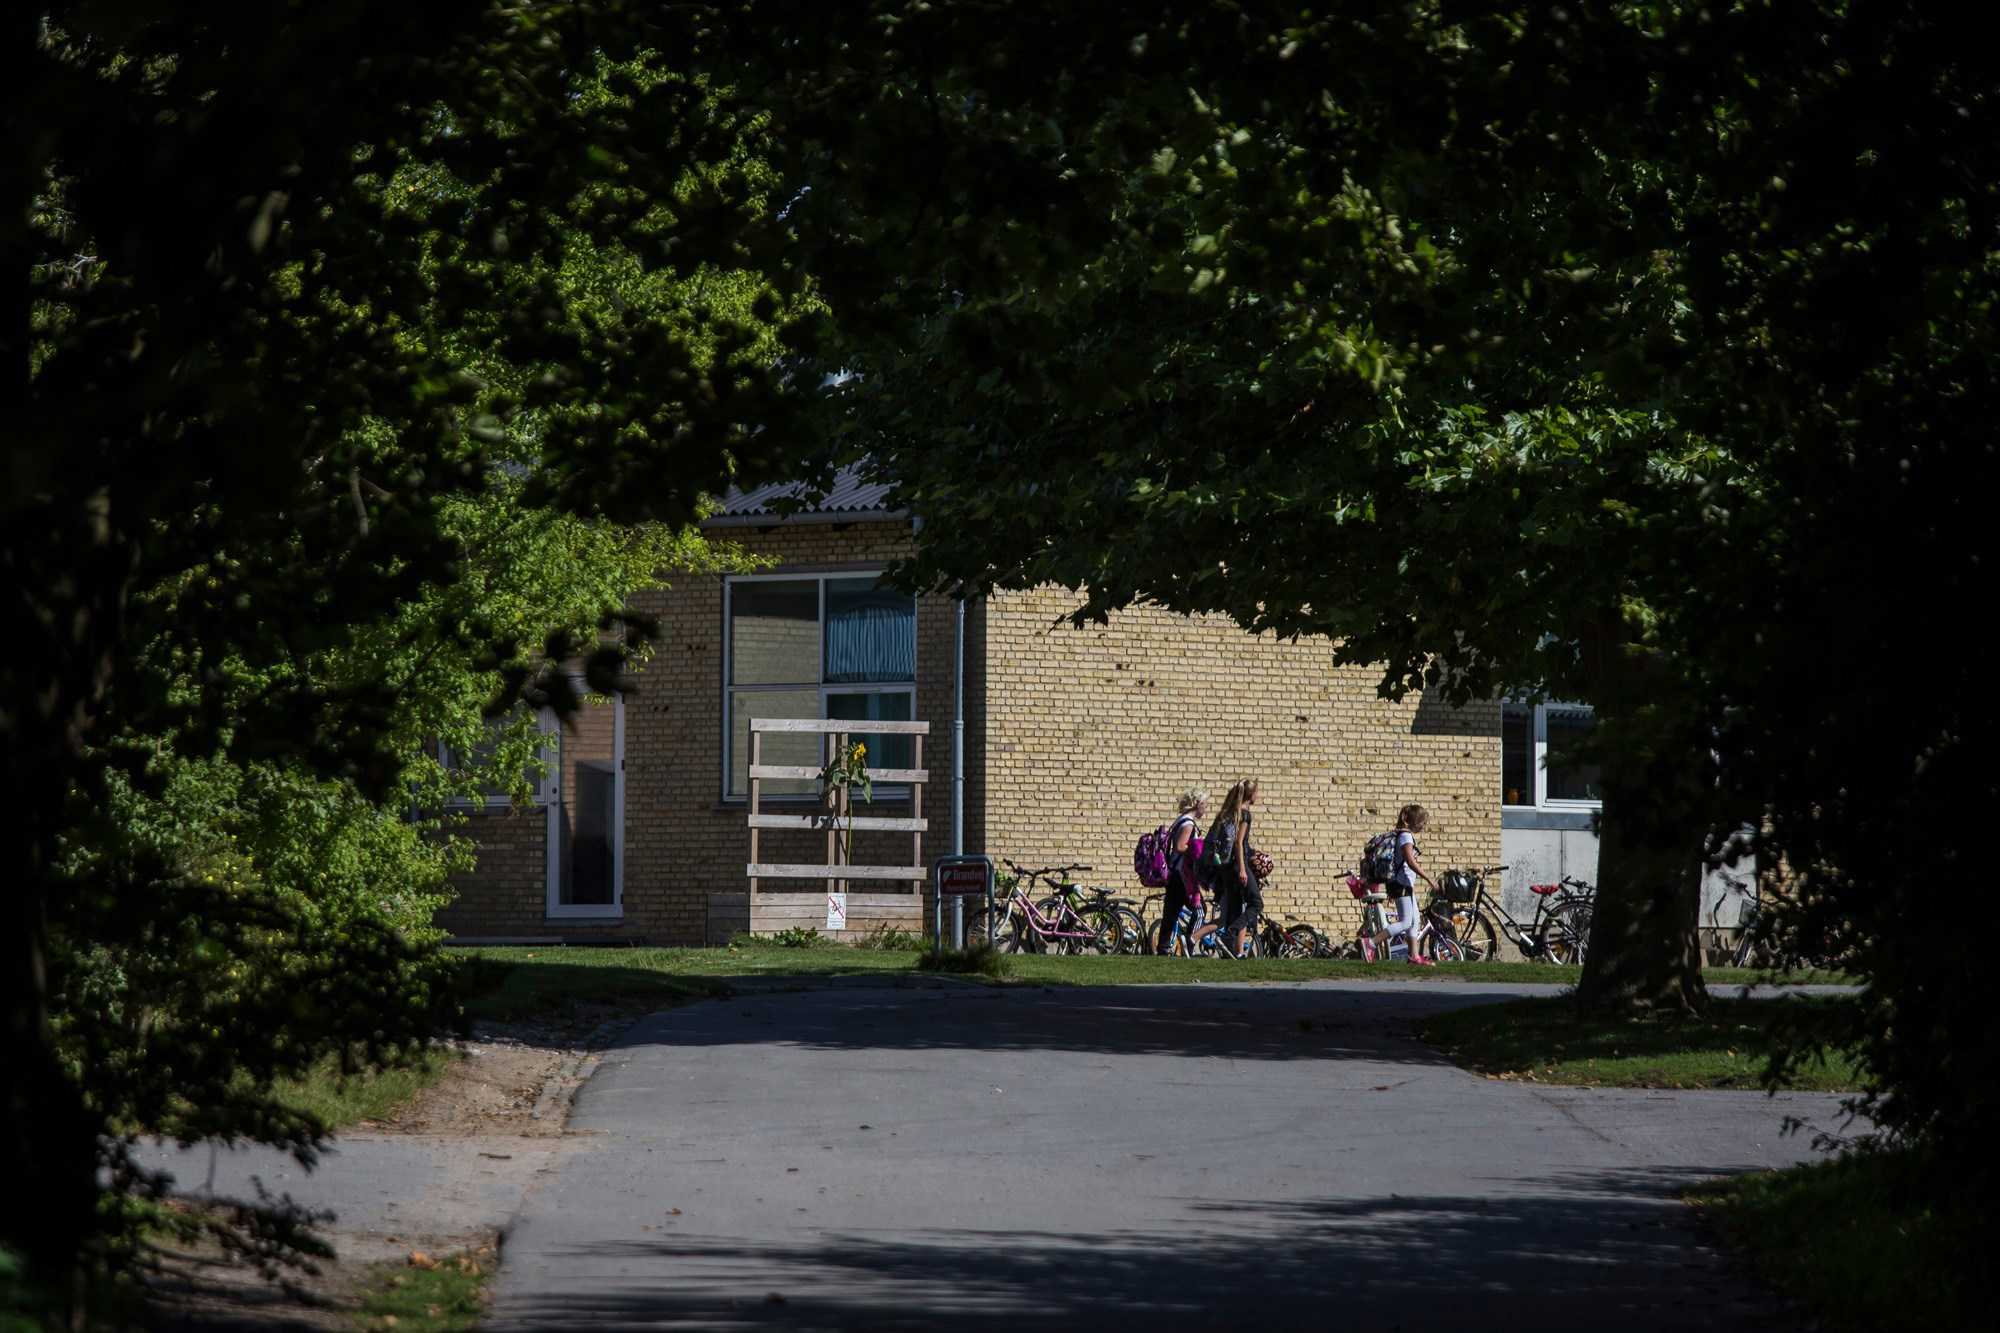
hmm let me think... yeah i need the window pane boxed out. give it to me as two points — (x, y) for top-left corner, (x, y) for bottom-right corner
(443, 712), (542, 802)
(824, 577), (915, 683)
(730, 688), (822, 797)
(826, 690), (915, 772)
(1501, 703), (1532, 807)
(1545, 707), (1602, 802)
(730, 580), (819, 685)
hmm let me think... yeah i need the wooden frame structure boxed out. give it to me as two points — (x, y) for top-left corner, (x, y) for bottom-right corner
(711, 716), (929, 941)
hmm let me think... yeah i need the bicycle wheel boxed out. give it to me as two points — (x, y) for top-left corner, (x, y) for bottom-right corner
(966, 905), (1019, 953)
(1432, 934), (1468, 964)
(1534, 903), (1590, 966)
(1450, 910), (1498, 963)
(1047, 898), (1111, 955)
(1280, 925), (1323, 959)
(1070, 907), (1115, 956)
(1108, 906), (1147, 955)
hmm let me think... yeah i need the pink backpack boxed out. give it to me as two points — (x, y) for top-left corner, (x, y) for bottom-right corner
(1134, 824), (1174, 887)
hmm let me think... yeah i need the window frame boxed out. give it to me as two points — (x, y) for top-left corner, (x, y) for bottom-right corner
(438, 714), (555, 810)
(1501, 700), (1603, 812)
(720, 570), (917, 804)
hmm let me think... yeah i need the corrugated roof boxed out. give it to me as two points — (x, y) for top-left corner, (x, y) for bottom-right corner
(711, 463), (900, 521)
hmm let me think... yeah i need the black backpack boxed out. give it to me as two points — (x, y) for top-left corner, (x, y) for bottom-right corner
(1360, 830), (1399, 884)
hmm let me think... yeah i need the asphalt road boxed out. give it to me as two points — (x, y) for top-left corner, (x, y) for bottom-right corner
(487, 981), (1849, 1332)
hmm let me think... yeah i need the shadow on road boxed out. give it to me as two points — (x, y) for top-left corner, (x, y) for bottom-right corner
(498, 1164), (1788, 1331)
(600, 983), (1515, 1067)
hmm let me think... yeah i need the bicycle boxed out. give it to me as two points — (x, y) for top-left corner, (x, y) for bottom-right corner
(1350, 877), (1459, 963)
(969, 861), (1119, 955)
(1061, 881), (1148, 955)
(1708, 873), (1796, 969)
(1432, 866), (1594, 964)
(1261, 916), (1330, 959)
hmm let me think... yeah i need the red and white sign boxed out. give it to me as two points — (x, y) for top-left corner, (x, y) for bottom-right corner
(826, 892), (848, 930)
(935, 857), (991, 897)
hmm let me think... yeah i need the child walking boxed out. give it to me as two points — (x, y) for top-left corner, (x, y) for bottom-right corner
(1155, 789), (1208, 955)
(1376, 803), (1438, 965)
(1203, 777), (1262, 957)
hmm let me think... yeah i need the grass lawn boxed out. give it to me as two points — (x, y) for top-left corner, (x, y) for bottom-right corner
(450, 941), (1841, 1021)
(1420, 995), (1865, 1089)
(1689, 1151), (1973, 1333)
(355, 1246), (494, 1332)
(266, 1050), (454, 1131)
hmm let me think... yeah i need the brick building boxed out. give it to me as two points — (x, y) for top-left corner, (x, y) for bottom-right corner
(434, 471), (1661, 947)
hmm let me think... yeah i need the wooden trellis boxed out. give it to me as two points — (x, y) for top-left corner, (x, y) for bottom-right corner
(735, 717), (929, 938)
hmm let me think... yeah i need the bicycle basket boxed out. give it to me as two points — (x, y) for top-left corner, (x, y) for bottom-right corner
(1439, 869), (1479, 902)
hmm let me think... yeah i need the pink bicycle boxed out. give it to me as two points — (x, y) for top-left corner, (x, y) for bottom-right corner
(966, 861), (1114, 954)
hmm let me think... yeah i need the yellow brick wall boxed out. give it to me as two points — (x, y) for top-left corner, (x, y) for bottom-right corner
(434, 803), (557, 938)
(977, 587), (1502, 941)
(441, 523), (1502, 947)
(621, 521), (951, 943)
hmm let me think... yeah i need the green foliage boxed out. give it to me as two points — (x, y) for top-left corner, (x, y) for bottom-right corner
(9, 4), (807, 1310)
(359, 1249), (492, 1332)
(816, 741), (873, 866)
(771, 927), (835, 950)
(915, 941), (1009, 979)
(856, 924), (922, 952)
(741, 0), (1997, 1170)
(1690, 1151), (1979, 1333)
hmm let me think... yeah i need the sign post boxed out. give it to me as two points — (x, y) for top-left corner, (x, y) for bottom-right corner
(931, 854), (994, 950)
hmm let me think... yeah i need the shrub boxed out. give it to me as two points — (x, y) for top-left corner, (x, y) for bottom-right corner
(916, 941), (1008, 979)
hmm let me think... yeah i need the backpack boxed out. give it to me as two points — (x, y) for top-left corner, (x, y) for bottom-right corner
(1360, 830), (1400, 885)
(1134, 824), (1174, 888)
(1199, 827), (1232, 885)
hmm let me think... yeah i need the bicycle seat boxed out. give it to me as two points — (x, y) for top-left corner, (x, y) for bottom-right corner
(1529, 883), (1561, 896)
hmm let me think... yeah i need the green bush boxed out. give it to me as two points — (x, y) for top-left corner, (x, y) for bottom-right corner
(772, 926), (834, 949)
(857, 924), (922, 951)
(916, 941), (1008, 979)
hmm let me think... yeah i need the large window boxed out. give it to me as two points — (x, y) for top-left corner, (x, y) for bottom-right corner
(1501, 701), (1602, 809)
(724, 573), (917, 799)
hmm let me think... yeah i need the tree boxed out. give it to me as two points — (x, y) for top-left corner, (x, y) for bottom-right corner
(729, 0), (1996, 1192)
(732, 0), (1740, 1011)
(8, 1), (801, 1308)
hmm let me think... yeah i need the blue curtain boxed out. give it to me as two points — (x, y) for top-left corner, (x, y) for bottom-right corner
(825, 603), (915, 682)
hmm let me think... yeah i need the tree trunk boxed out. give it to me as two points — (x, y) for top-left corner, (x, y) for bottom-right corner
(1572, 626), (1710, 1014)
(1574, 745), (1709, 1012)
(2, 785), (101, 1314)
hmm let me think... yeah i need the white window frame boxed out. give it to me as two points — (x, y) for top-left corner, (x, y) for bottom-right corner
(439, 714), (551, 810)
(721, 570), (917, 803)
(1502, 700), (1603, 812)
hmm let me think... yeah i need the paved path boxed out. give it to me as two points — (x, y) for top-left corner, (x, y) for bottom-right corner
(488, 982), (1849, 1331)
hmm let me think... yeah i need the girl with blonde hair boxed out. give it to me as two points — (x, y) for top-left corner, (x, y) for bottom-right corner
(1153, 788), (1209, 954)
(1202, 778), (1263, 957)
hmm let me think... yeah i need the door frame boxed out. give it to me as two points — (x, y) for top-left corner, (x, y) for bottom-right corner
(543, 690), (625, 920)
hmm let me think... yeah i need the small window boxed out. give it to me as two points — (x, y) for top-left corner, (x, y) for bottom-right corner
(1544, 707), (1602, 803)
(438, 712), (547, 807)
(724, 572), (917, 799)
(1500, 700), (1602, 810)
(1501, 703), (1533, 807)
